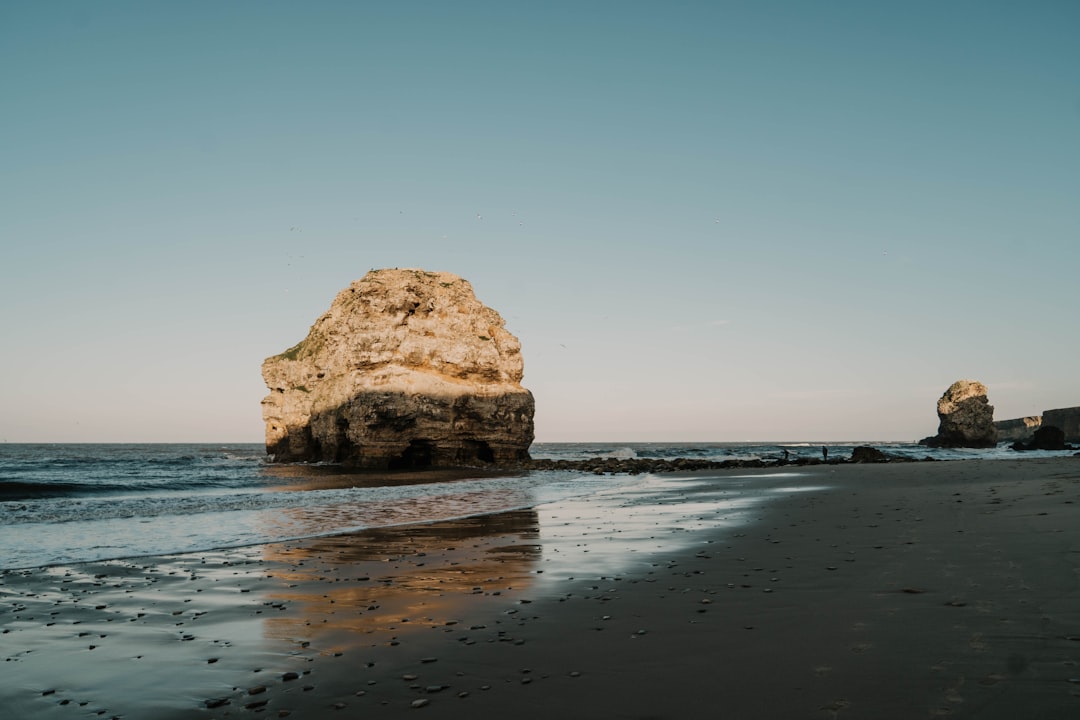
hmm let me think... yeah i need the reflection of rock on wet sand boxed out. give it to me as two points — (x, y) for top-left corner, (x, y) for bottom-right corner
(253, 465), (539, 542)
(260, 511), (541, 652)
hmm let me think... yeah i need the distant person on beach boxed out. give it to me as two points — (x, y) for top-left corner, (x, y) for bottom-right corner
(783, 449), (790, 463)
(822, 446), (828, 462)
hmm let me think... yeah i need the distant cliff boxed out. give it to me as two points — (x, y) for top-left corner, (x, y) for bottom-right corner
(261, 269), (535, 468)
(994, 406), (1080, 444)
(994, 416), (1042, 443)
(1042, 407), (1080, 443)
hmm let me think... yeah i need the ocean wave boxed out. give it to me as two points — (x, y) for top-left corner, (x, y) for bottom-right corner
(0, 480), (91, 499)
(0, 473), (279, 501)
(600, 447), (638, 460)
(0, 472), (617, 527)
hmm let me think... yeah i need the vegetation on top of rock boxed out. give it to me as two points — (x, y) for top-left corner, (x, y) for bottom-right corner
(275, 342), (305, 361)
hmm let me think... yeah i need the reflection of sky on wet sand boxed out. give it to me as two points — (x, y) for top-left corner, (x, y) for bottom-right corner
(531, 473), (826, 581)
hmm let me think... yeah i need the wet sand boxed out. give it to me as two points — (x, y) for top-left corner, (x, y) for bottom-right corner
(2, 458), (1079, 719)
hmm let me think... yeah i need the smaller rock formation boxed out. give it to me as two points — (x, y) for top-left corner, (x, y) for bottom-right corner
(849, 446), (890, 463)
(919, 380), (998, 448)
(1010, 425), (1071, 452)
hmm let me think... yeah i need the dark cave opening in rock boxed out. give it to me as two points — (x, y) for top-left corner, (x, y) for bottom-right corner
(333, 417), (354, 463)
(462, 439), (495, 464)
(388, 439), (435, 470)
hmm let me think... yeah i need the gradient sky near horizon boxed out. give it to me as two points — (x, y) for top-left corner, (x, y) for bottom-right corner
(2, 1), (1078, 443)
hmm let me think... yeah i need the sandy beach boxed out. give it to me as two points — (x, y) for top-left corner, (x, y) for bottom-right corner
(3, 457), (1079, 719)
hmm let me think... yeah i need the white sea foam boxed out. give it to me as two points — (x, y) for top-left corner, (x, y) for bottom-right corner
(601, 446), (639, 460)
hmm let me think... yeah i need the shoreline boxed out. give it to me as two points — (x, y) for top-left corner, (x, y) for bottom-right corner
(2, 457), (1079, 718)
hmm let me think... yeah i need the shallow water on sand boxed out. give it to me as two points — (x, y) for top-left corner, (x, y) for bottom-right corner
(1, 442), (1070, 569)
(0, 469), (825, 719)
(0, 444), (634, 569)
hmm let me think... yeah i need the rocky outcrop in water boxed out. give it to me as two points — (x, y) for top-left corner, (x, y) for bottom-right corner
(1010, 425), (1071, 452)
(919, 380), (998, 448)
(261, 269), (535, 468)
(848, 446), (906, 463)
(527, 447), (919, 475)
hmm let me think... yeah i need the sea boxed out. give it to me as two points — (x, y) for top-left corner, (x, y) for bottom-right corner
(0, 441), (1070, 571)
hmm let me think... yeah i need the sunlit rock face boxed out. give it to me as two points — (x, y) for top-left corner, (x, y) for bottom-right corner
(261, 269), (534, 467)
(919, 380), (998, 448)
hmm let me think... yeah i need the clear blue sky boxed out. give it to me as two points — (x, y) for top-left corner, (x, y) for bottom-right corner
(2, 1), (1078, 443)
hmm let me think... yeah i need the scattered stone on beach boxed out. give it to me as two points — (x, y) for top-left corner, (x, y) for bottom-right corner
(261, 269), (535, 467)
(527, 449), (928, 474)
(919, 379), (998, 448)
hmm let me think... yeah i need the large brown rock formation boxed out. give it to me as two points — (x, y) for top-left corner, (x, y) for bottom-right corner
(261, 269), (535, 467)
(919, 380), (998, 448)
